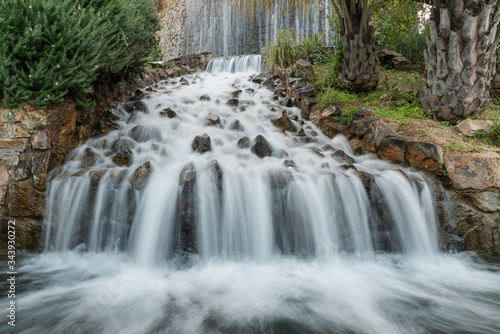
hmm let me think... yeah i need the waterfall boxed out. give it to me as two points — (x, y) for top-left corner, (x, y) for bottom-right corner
(44, 59), (439, 263)
(11, 58), (500, 334)
(184, 0), (334, 57)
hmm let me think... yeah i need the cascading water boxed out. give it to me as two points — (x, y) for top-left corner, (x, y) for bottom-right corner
(4, 56), (500, 334)
(184, 0), (334, 57)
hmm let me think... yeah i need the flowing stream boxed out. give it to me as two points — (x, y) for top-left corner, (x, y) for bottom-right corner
(2, 56), (500, 334)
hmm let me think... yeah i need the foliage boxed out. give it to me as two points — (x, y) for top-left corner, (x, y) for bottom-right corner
(0, 0), (159, 108)
(317, 89), (357, 109)
(264, 29), (327, 69)
(372, 0), (427, 66)
(474, 121), (500, 147)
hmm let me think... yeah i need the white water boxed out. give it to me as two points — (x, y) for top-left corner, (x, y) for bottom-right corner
(184, 0), (334, 57)
(4, 58), (500, 333)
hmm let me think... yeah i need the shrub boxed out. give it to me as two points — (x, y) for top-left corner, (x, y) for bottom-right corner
(0, 0), (159, 108)
(264, 29), (299, 69)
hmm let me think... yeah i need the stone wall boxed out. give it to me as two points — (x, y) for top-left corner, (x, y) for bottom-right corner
(162, 0), (186, 61)
(271, 63), (500, 254)
(0, 54), (210, 252)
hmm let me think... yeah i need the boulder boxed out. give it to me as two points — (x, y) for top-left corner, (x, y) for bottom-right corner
(112, 149), (133, 167)
(226, 99), (239, 107)
(377, 137), (407, 164)
(446, 153), (500, 190)
(159, 107), (178, 118)
(251, 135), (273, 158)
(237, 136), (251, 149)
(296, 59), (314, 79)
(295, 84), (315, 99)
(130, 161), (152, 190)
(129, 125), (162, 142)
(207, 114), (220, 126)
(112, 137), (135, 152)
(405, 141), (444, 175)
(270, 110), (295, 132)
(228, 119), (244, 131)
(79, 147), (100, 168)
(279, 97), (295, 108)
(199, 94), (211, 101)
(192, 134), (211, 153)
(455, 119), (494, 137)
(208, 160), (223, 191)
(177, 162), (198, 253)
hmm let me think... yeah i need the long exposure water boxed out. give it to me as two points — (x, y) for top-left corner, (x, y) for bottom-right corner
(2, 56), (500, 334)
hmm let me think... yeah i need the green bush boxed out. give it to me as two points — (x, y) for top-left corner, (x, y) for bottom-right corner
(0, 0), (159, 108)
(264, 29), (299, 69)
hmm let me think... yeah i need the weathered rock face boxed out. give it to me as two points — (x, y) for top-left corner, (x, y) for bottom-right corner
(270, 110), (295, 132)
(455, 119), (494, 137)
(130, 161), (152, 190)
(176, 163), (198, 253)
(112, 149), (133, 167)
(445, 153), (500, 190)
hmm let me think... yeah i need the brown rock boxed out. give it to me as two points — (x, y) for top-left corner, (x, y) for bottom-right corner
(378, 137), (407, 163)
(112, 148), (133, 167)
(207, 114), (220, 126)
(79, 147), (100, 168)
(405, 141), (444, 174)
(0, 165), (9, 186)
(130, 161), (152, 190)
(0, 123), (30, 138)
(20, 108), (49, 131)
(469, 191), (500, 213)
(46, 100), (77, 149)
(31, 151), (61, 190)
(455, 119), (494, 137)
(369, 120), (399, 148)
(0, 152), (20, 166)
(300, 97), (317, 120)
(6, 184), (45, 217)
(32, 129), (50, 149)
(270, 110), (295, 132)
(446, 153), (500, 190)
(350, 118), (378, 137)
(296, 59), (314, 79)
(0, 139), (28, 150)
(192, 134), (211, 153)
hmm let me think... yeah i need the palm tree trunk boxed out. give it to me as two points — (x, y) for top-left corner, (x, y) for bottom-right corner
(339, 26), (380, 92)
(421, 1), (500, 122)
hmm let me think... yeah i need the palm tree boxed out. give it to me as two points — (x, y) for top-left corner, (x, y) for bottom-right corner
(418, 0), (500, 122)
(226, 0), (381, 92)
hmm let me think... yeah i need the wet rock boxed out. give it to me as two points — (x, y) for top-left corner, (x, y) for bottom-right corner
(199, 94), (211, 101)
(332, 150), (356, 166)
(228, 119), (244, 131)
(192, 134), (211, 153)
(180, 77), (190, 85)
(231, 89), (242, 98)
(270, 170), (293, 190)
(298, 128), (306, 137)
(109, 169), (128, 189)
(112, 137), (135, 152)
(129, 125), (162, 142)
(270, 110), (295, 132)
(226, 99), (239, 107)
(208, 160), (223, 191)
(79, 147), (100, 168)
(272, 149), (289, 158)
(279, 97), (295, 108)
(323, 144), (335, 151)
(283, 159), (296, 168)
(237, 136), (251, 149)
(112, 148), (133, 167)
(455, 119), (494, 137)
(122, 101), (148, 114)
(177, 162), (198, 253)
(130, 161), (152, 190)
(300, 97), (317, 120)
(252, 73), (272, 85)
(251, 135), (273, 158)
(89, 170), (107, 191)
(446, 153), (500, 190)
(159, 107), (178, 118)
(31, 151), (60, 191)
(207, 114), (220, 126)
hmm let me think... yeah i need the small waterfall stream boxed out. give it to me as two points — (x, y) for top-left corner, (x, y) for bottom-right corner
(5, 56), (500, 334)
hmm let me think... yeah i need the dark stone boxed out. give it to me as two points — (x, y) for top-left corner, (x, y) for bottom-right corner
(89, 170), (107, 191)
(176, 163), (198, 253)
(283, 160), (296, 168)
(279, 97), (295, 108)
(129, 125), (162, 142)
(378, 138), (408, 164)
(199, 94), (211, 101)
(226, 99), (239, 107)
(350, 118), (378, 137)
(332, 150), (356, 165)
(79, 147), (100, 168)
(298, 128), (306, 137)
(251, 135), (273, 158)
(270, 110), (295, 132)
(112, 137), (135, 152)
(192, 134), (211, 153)
(159, 107), (178, 118)
(270, 170), (293, 190)
(208, 160), (223, 191)
(228, 119), (244, 131)
(122, 101), (148, 114)
(237, 136), (251, 149)
(295, 84), (315, 99)
(112, 148), (133, 167)
(130, 161), (152, 190)
(231, 90), (242, 98)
